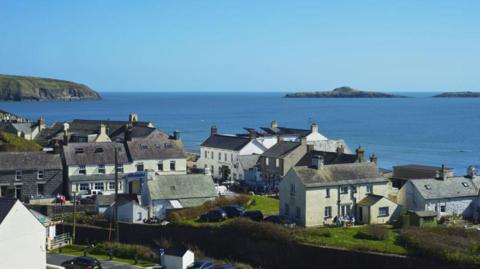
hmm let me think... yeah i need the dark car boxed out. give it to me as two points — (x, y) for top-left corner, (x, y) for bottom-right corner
(264, 215), (296, 228)
(61, 256), (102, 269)
(187, 259), (215, 269)
(241, 210), (264, 221)
(222, 205), (245, 218)
(199, 209), (227, 222)
(212, 264), (236, 269)
(143, 216), (160, 224)
(79, 197), (95, 205)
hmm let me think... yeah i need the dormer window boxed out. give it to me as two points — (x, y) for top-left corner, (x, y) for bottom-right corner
(15, 170), (22, 181)
(140, 144), (148, 150)
(462, 182), (469, 187)
(79, 165), (86, 175)
(424, 184), (432, 190)
(37, 170), (44, 180)
(95, 147), (104, 153)
(98, 164), (106, 174)
(75, 148), (84, 154)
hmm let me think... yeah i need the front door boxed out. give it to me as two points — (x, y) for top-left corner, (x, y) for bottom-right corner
(358, 207), (363, 223)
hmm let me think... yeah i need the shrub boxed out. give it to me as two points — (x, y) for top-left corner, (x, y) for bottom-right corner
(355, 225), (389, 241)
(223, 218), (294, 243)
(90, 242), (158, 261)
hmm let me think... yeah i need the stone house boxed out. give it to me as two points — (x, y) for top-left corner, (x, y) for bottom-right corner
(0, 152), (63, 201)
(357, 194), (400, 224)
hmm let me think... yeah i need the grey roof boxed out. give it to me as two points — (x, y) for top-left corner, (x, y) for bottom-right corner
(262, 141), (301, 158)
(11, 123), (34, 134)
(0, 199), (16, 224)
(296, 150), (358, 167)
(69, 173), (125, 182)
(357, 194), (386, 206)
(409, 210), (438, 218)
(409, 177), (479, 200)
(393, 164), (453, 171)
(63, 142), (129, 166)
(201, 134), (251, 151)
(95, 195), (116, 207)
(126, 137), (185, 161)
(147, 174), (217, 202)
(260, 126), (311, 137)
(0, 151), (62, 170)
(238, 155), (260, 170)
(110, 126), (160, 142)
(293, 162), (385, 187)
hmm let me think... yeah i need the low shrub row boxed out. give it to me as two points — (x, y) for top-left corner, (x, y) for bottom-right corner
(90, 242), (158, 262)
(355, 225), (389, 241)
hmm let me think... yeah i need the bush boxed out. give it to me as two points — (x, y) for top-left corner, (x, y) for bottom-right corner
(90, 242), (158, 261)
(223, 218), (294, 243)
(355, 225), (389, 241)
(166, 195), (252, 222)
(64, 213), (105, 225)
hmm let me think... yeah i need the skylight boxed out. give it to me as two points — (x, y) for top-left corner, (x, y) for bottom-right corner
(95, 147), (104, 153)
(424, 184), (432, 190)
(462, 182), (469, 188)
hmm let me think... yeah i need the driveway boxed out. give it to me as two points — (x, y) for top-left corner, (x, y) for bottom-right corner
(47, 254), (146, 269)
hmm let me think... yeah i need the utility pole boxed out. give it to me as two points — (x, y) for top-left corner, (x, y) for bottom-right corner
(114, 146), (119, 242)
(72, 191), (77, 243)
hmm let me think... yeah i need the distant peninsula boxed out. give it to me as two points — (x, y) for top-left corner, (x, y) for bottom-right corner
(0, 74), (101, 101)
(433, 91), (480, 98)
(285, 87), (406, 98)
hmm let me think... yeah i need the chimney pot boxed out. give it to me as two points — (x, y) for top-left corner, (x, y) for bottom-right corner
(248, 129), (256, 140)
(271, 120), (278, 129)
(210, 126), (218, 136)
(311, 122), (319, 133)
(355, 146), (365, 162)
(173, 130), (181, 140)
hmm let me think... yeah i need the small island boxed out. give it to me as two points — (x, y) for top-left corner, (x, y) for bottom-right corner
(0, 74), (101, 101)
(433, 91), (480, 98)
(285, 86), (406, 98)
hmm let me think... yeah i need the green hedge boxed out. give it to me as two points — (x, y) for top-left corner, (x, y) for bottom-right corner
(90, 242), (158, 262)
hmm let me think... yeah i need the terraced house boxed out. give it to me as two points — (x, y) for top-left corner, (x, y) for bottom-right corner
(0, 152), (63, 201)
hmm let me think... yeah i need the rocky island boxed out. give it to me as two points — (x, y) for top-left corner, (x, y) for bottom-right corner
(433, 91), (480, 98)
(0, 74), (101, 101)
(285, 86), (406, 98)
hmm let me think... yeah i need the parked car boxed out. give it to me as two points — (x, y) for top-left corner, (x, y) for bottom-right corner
(199, 209), (227, 222)
(222, 205), (245, 218)
(187, 259), (214, 269)
(79, 197), (95, 205)
(61, 256), (102, 269)
(212, 264), (236, 269)
(143, 217), (160, 224)
(241, 210), (264, 222)
(264, 215), (296, 228)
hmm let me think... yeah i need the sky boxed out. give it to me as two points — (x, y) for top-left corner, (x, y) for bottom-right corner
(0, 1), (479, 92)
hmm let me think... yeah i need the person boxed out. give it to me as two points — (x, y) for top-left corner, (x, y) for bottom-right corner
(351, 216), (356, 226)
(333, 216), (338, 226)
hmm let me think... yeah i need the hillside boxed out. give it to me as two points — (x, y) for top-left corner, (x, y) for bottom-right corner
(0, 131), (42, 152)
(0, 74), (101, 101)
(433, 91), (480, 98)
(285, 87), (406, 98)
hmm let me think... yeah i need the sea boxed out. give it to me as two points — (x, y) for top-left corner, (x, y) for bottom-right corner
(1, 92), (479, 173)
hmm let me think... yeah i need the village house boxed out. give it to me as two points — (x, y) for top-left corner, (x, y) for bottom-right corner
(0, 151), (63, 201)
(279, 159), (394, 227)
(390, 164), (454, 189)
(141, 173), (217, 219)
(162, 248), (195, 269)
(0, 199), (46, 269)
(397, 166), (480, 219)
(103, 194), (148, 224)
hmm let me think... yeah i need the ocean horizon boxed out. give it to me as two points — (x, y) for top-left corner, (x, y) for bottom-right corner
(1, 91), (479, 172)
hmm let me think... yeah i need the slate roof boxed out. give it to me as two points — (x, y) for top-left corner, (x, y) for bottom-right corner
(125, 137), (185, 160)
(11, 123), (34, 134)
(147, 174), (217, 202)
(409, 177), (479, 200)
(260, 126), (311, 137)
(261, 141), (301, 158)
(357, 194), (386, 206)
(201, 134), (251, 151)
(394, 164), (453, 171)
(409, 210), (438, 218)
(69, 173), (125, 182)
(63, 142), (129, 166)
(110, 125), (161, 142)
(293, 163), (385, 187)
(95, 195), (116, 207)
(296, 150), (358, 167)
(165, 248), (190, 257)
(0, 151), (62, 170)
(238, 155), (260, 170)
(0, 199), (16, 224)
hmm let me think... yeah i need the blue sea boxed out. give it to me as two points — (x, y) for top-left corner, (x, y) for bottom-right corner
(1, 92), (479, 173)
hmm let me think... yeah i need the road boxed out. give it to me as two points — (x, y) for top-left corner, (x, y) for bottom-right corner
(47, 253), (149, 269)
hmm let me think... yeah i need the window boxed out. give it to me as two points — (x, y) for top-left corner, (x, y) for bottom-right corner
(231, 154), (233, 162)
(79, 183), (89, 190)
(218, 152), (221, 160)
(325, 188), (330, 198)
(378, 207), (389, 217)
(94, 147), (103, 153)
(204, 150), (208, 158)
(155, 144), (162, 149)
(37, 184), (45, 195)
(15, 170), (22, 180)
(276, 158), (280, 167)
(158, 162), (164, 171)
(341, 205), (350, 216)
(366, 184), (373, 194)
(98, 165), (106, 174)
(79, 165), (86, 175)
(233, 173), (237, 180)
(440, 205), (446, 212)
(224, 153), (227, 161)
(265, 158), (269, 166)
(75, 148), (84, 154)
(211, 152), (214, 159)
(285, 204), (290, 215)
(37, 170), (44, 180)
(296, 207), (301, 219)
(137, 212), (143, 221)
(424, 184), (432, 190)
(211, 165), (214, 175)
(94, 182), (104, 190)
(170, 161), (176, 171)
(324, 206), (332, 218)
(340, 186), (348, 194)
(116, 164), (124, 173)
(109, 182), (116, 190)
(136, 163), (144, 172)
(290, 184), (296, 196)
(140, 144), (148, 150)
(351, 186), (357, 193)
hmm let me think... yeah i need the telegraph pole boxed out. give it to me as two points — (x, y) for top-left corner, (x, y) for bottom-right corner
(72, 191), (77, 243)
(114, 146), (120, 242)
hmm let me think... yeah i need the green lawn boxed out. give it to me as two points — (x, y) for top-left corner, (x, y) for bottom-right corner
(297, 226), (407, 255)
(246, 195), (279, 215)
(52, 244), (155, 267)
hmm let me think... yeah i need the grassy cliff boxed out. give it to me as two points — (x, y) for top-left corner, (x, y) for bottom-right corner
(0, 74), (101, 101)
(0, 131), (42, 151)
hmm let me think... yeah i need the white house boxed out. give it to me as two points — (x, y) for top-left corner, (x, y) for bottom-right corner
(397, 166), (480, 218)
(103, 194), (148, 224)
(163, 248), (194, 269)
(0, 199), (46, 269)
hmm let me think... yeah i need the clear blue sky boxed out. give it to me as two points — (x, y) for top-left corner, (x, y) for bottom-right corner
(0, 1), (479, 92)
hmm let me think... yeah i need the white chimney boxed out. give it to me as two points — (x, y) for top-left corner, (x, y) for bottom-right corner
(311, 122), (319, 133)
(467, 166), (477, 179)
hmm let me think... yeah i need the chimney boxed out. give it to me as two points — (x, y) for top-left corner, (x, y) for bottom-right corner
(210, 126), (218, 136)
(99, 124), (107, 136)
(369, 154), (377, 164)
(248, 129), (256, 140)
(336, 145), (345, 155)
(310, 122), (319, 133)
(467, 166), (477, 179)
(355, 146), (365, 162)
(307, 144), (314, 153)
(173, 130), (181, 140)
(37, 117), (45, 131)
(437, 164), (447, 180)
(129, 113), (138, 123)
(124, 124), (133, 141)
(63, 122), (69, 145)
(312, 155), (324, 169)
(271, 120), (278, 129)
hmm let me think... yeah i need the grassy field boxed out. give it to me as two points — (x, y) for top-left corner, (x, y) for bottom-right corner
(0, 131), (42, 152)
(245, 195), (279, 215)
(53, 244), (155, 267)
